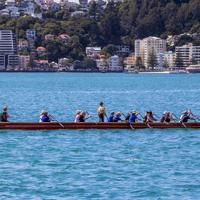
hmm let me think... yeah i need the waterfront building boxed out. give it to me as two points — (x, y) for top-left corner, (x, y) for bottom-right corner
(86, 47), (101, 58)
(96, 55), (108, 72)
(107, 55), (123, 71)
(18, 39), (29, 51)
(0, 9), (10, 16)
(123, 54), (136, 71)
(7, 55), (19, 70)
(6, 0), (15, 7)
(0, 30), (18, 70)
(135, 36), (166, 69)
(175, 43), (200, 68)
(19, 55), (30, 70)
(164, 51), (175, 69)
(33, 60), (49, 70)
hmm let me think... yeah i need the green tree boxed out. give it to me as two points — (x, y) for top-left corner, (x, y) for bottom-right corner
(147, 50), (158, 70)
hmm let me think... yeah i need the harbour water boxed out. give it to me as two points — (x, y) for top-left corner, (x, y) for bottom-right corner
(0, 73), (200, 199)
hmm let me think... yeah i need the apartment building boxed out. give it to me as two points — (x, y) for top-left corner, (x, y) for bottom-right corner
(135, 37), (166, 69)
(0, 30), (18, 70)
(175, 43), (200, 68)
(107, 55), (123, 71)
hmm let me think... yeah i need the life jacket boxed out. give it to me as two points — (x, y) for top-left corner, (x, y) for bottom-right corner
(181, 115), (190, 123)
(108, 115), (114, 122)
(79, 115), (85, 122)
(129, 114), (137, 123)
(41, 115), (50, 122)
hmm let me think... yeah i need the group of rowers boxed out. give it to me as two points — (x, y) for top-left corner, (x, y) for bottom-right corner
(0, 102), (198, 123)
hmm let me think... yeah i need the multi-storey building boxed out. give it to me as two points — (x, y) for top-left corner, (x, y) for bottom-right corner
(135, 36), (166, 69)
(175, 43), (200, 68)
(107, 55), (123, 71)
(0, 30), (18, 70)
(19, 55), (30, 70)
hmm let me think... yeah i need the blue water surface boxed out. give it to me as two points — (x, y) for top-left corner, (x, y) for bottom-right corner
(0, 73), (200, 199)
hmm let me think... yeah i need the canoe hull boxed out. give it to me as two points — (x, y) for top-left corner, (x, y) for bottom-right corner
(0, 122), (200, 130)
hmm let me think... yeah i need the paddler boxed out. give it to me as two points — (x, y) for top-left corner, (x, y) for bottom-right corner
(113, 112), (122, 122)
(74, 110), (82, 122)
(0, 106), (9, 122)
(97, 102), (106, 122)
(108, 112), (115, 122)
(129, 111), (139, 123)
(180, 110), (197, 123)
(79, 111), (90, 122)
(39, 110), (51, 122)
(160, 111), (176, 123)
(143, 111), (157, 122)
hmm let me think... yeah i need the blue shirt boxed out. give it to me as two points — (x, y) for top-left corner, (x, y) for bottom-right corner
(108, 115), (114, 122)
(41, 115), (50, 122)
(129, 114), (137, 123)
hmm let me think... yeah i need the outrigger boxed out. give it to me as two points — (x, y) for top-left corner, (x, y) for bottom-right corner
(0, 122), (200, 130)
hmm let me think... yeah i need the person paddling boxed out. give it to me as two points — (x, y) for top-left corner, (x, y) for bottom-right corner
(39, 110), (51, 122)
(180, 111), (197, 123)
(97, 102), (106, 122)
(74, 110), (82, 122)
(160, 111), (176, 123)
(113, 112), (122, 122)
(143, 111), (157, 123)
(129, 111), (139, 123)
(108, 112), (115, 122)
(0, 106), (9, 122)
(79, 111), (90, 122)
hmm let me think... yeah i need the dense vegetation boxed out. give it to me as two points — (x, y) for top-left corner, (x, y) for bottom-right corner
(0, 0), (199, 62)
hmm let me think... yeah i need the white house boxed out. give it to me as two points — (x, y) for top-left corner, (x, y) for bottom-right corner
(107, 55), (123, 71)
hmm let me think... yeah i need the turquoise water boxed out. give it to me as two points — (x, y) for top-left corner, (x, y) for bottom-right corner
(0, 73), (200, 199)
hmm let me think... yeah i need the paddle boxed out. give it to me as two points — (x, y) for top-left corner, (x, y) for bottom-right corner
(49, 114), (64, 128)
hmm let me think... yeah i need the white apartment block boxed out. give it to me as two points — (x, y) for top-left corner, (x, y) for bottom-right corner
(7, 55), (19, 70)
(0, 30), (18, 70)
(135, 37), (166, 69)
(175, 43), (200, 68)
(107, 55), (123, 71)
(6, 0), (16, 7)
(0, 30), (16, 55)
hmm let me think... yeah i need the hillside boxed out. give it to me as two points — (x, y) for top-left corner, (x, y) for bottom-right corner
(0, 0), (199, 61)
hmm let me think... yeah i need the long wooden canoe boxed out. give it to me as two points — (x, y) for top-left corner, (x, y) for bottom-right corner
(0, 122), (200, 130)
